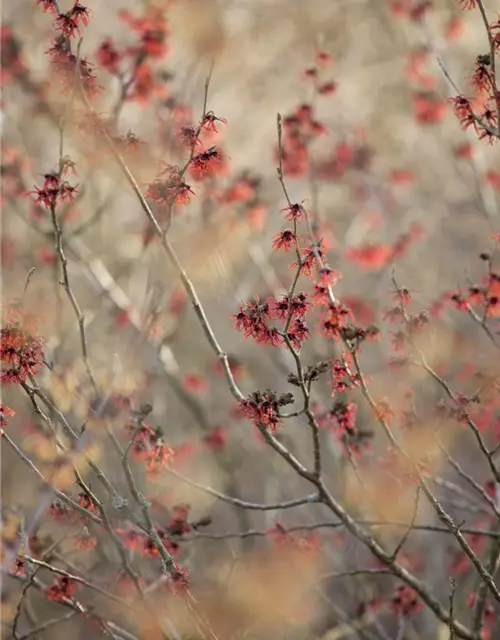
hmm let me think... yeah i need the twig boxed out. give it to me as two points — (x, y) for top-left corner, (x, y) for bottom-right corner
(165, 468), (319, 510)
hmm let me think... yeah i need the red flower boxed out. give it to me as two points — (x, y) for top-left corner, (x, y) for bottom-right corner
(74, 529), (98, 551)
(345, 243), (392, 270)
(76, 492), (98, 513)
(128, 63), (156, 103)
(321, 302), (353, 341)
(177, 125), (201, 149)
(292, 243), (325, 277)
(456, 142), (474, 158)
(232, 298), (283, 347)
(116, 527), (143, 550)
(27, 186), (58, 209)
(0, 403), (15, 429)
(272, 293), (311, 320)
(142, 530), (179, 557)
(96, 39), (121, 74)
(446, 16), (465, 40)
(168, 504), (191, 535)
(221, 175), (259, 203)
(146, 165), (195, 207)
(330, 357), (360, 394)
(202, 426), (227, 451)
(189, 146), (226, 180)
(238, 390), (284, 431)
(119, 7), (169, 59)
(413, 92), (446, 124)
(329, 399), (357, 435)
(287, 318), (310, 349)
(1, 307), (46, 385)
(54, 13), (80, 39)
(281, 201), (307, 222)
(36, 0), (57, 13)
(48, 576), (75, 602)
(318, 81), (337, 96)
(49, 500), (71, 520)
(201, 111), (228, 133)
(303, 67), (317, 81)
(272, 229), (299, 252)
(316, 50), (333, 67)
(11, 558), (26, 577)
(390, 169), (414, 185)
(391, 585), (422, 616)
(146, 443), (174, 476)
(71, 2), (91, 28)
(183, 373), (208, 393)
(472, 58), (492, 95)
(59, 181), (79, 202)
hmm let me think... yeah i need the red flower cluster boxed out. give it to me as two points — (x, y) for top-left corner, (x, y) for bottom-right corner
(143, 530), (180, 558)
(46, 36), (100, 96)
(233, 293), (311, 349)
(124, 421), (173, 476)
(233, 298), (280, 346)
(238, 390), (294, 431)
(450, 271), (500, 318)
(146, 442), (174, 476)
(1, 306), (46, 385)
(167, 504), (191, 536)
(48, 576), (75, 602)
(54, 2), (91, 39)
(330, 357), (360, 394)
(277, 104), (326, 177)
(145, 164), (194, 207)
(96, 38), (121, 74)
(27, 171), (79, 210)
(74, 529), (98, 551)
(328, 398), (358, 436)
(116, 525), (180, 557)
(119, 6), (170, 59)
(391, 585), (422, 616)
(321, 302), (353, 341)
(412, 92), (446, 124)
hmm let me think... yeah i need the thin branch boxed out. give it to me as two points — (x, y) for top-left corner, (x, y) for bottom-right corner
(165, 468), (320, 510)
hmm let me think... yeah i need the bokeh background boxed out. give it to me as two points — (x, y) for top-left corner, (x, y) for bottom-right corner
(3, 1), (500, 639)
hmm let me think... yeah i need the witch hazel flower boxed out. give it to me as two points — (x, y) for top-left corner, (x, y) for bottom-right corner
(238, 389), (294, 431)
(27, 172), (79, 209)
(272, 228), (300, 253)
(145, 164), (195, 207)
(281, 201), (307, 222)
(54, 2), (91, 39)
(1, 305), (47, 385)
(201, 111), (228, 134)
(232, 297), (282, 346)
(177, 125), (202, 150)
(36, 0), (58, 13)
(189, 146), (227, 180)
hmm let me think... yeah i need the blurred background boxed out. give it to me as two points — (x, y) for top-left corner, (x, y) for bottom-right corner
(3, 0), (500, 639)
